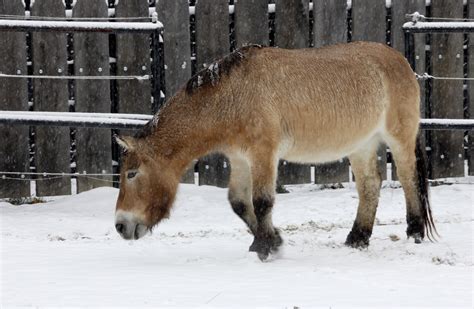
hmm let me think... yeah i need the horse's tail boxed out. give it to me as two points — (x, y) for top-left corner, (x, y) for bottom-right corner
(415, 133), (438, 241)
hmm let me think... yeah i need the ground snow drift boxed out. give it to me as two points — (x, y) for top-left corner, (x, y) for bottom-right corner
(1, 182), (472, 307)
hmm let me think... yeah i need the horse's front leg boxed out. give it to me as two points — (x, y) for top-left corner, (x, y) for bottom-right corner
(227, 154), (258, 235)
(248, 150), (282, 261)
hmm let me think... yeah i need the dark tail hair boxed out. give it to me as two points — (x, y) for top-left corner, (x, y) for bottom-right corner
(415, 133), (439, 241)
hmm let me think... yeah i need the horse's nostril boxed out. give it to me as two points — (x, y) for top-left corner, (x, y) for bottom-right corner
(116, 223), (125, 234)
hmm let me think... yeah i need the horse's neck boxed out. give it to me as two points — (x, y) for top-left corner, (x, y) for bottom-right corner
(151, 92), (224, 171)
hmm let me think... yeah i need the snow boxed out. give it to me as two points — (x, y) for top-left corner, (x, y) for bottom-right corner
(0, 113), (149, 128)
(1, 181), (472, 307)
(420, 118), (474, 130)
(421, 118), (474, 125)
(0, 19), (162, 32)
(1, 111), (153, 121)
(403, 21), (474, 30)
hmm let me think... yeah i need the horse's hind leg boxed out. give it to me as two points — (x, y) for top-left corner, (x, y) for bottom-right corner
(227, 154), (257, 235)
(248, 149), (282, 261)
(346, 140), (383, 248)
(385, 133), (436, 242)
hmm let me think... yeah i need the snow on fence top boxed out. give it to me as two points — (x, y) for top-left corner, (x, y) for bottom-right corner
(0, 112), (150, 130)
(0, 19), (162, 33)
(403, 21), (474, 32)
(0, 112), (472, 131)
(0, 111), (153, 121)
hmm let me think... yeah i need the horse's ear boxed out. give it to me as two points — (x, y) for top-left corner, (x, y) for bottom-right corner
(114, 135), (136, 152)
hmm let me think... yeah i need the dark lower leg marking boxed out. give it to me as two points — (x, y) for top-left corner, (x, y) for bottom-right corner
(345, 222), (372, 248)
(406, 214), (424, 243)
(231, 200), (246, 217)
(230, 200), (256, 234)
(250, 196), (283, 260)
(253, 196), (273, 222)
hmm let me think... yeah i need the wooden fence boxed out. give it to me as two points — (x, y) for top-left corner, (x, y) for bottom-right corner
(0, 0), (473, 198)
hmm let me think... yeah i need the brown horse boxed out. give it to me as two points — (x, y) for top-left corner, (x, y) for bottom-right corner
(114, 42), (436, 261)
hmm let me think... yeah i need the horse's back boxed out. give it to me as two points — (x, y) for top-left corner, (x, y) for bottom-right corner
(235, 42), (419, 163)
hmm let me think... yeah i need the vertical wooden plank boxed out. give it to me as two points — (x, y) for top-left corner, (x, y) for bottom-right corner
(234, 0), (269, 47)
(157, 0), (194, 183)
(351, 0), (387, 180)
(115, 1), (151, 116)
(195, 0), (230, 68)
(352, 0), (386, 43)
(391, 0), (426, 180)
(313, 0), (349, 184)
(470, 0), (474, 176)
(274, 0), (311, 185)
(195, 0), (230, 188)
(0, 1), (30, 198)
(157, 0), (192, 97)
(314, 0), (347, 48)
(31, 0), (70, 196)
(430, 0), (464, 178)
(392, 0), (425, 57)
(73, 0), (112, 192)
(275, 0), (310, 48)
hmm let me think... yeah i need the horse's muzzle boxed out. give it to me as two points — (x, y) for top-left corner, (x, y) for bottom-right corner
(115, 210), (149, 240)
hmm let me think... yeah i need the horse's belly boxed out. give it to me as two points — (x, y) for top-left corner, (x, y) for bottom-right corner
(282, 148), (348, 163)
(279, 124), (382, 164)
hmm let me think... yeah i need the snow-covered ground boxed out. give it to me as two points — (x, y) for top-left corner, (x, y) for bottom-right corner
(1, 181), (472, 308)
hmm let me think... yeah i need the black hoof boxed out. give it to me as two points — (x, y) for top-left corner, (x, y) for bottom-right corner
(248, 238), (260, 252)
(271, 229), (283, 250)
(257, 250), (270, 261)
(407, 215), (425, 242)
(249, 238), (271, 261)
(345, 228), (371, 248)
(249, 230), (283, 261)
(408, 232), (423, 244)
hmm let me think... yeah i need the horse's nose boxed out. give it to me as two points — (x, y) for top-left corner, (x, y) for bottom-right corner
(115, 223), (125, 235)
(115, 220), (134, 239)
(115, 211), (149, 240)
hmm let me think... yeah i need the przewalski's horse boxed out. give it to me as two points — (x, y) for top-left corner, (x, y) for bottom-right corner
(114, 42), (436, 261)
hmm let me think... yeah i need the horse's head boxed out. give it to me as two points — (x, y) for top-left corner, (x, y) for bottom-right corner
(114, 135), (180, 240)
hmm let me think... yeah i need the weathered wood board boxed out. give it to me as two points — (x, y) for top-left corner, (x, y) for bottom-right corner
(115, 1), (152, 116)
(73, 0), (112, 192)
(430, 0), (464, 178)
(234, 0), (269, 47)
(0, 1), (30, 198)
(470, 0), (474, 176)
(31, 0), (71, 196)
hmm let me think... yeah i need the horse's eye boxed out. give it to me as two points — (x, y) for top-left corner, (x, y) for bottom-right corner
(127, 171), (138, 179)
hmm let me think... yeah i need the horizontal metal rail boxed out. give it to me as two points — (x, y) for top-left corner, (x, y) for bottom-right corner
(403, 21), (474, 33)
(0, 112), (473, 130)
(0, 19), (162, 33)
(0, 112), (150, 130)
(0, 111), (153, 120)
(420, 119), (474, 130)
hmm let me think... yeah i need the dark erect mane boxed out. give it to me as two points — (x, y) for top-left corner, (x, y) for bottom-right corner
(134, 120), (155, 139)
(186, 44), (263, 95)
(133, 45), (264, 139)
